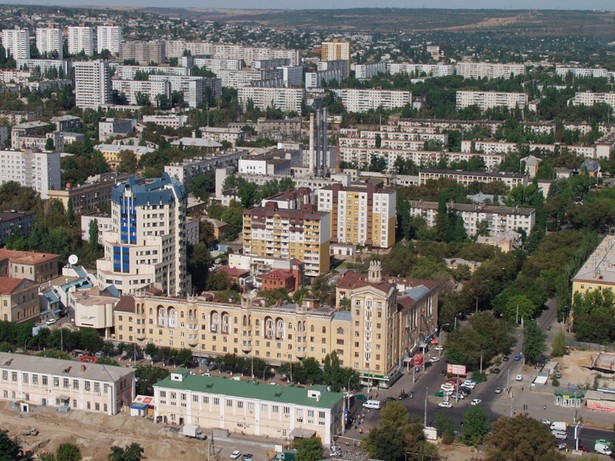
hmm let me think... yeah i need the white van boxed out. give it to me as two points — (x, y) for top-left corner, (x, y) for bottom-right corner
(552, 430), (567, 441)
(363, 400), (381, 409)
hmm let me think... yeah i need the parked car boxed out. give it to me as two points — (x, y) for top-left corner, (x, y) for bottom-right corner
(470, 399), (482, 406)
(230, 451), (242, 460)
(242, 454), (253, 460)
(434, 345), (444, 351)
(438, 401), (452, 408)
(514, 354), (522, 361)
(354, 394), (368, 400)
(502, 356), (509, 362)
(515, 375), (523, 381)
(492, 367), (501, 374)
(429, 356), (440, 363)
(541, 419), (551, 426)
(494, 387), (502, 394)
(45, 318), (57, 326)
(554, 371), (562, 379)
(383, 397), (396, 404)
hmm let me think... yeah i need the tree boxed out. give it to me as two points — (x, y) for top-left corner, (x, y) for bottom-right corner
(486, 415), (565, 461)
(462, 405), (490, 446)
(187, 243), (212, 293)
(55, 443), (82, 461)
(88, 219), (102, 260)
(433, 415), (456, 444)
(293, 437), (323, 461)
(0, 429), (27, 461)
(45, 137), (55, 151)
(117, 151), (137, 174)
(108, 443), (144, 461)
(523, 320), (546, 365)
(551, 328), (567, 358)
(135, 365), (170, 395)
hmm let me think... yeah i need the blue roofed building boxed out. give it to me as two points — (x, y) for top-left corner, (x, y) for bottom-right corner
(96, 173), (190, 297)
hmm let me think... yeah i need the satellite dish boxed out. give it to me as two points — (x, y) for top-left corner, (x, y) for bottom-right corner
(68, 254), (79, 265)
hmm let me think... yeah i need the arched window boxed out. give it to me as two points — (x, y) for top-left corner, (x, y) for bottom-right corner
(157, 306), (167, 327)
(265, 317), (274, 339)
(211, 311), (220, 333)
(222, 313), (230, 334)
(275, 318), (284, 339)
(337, 327), (344, 335)
(168, 307), (177, 328)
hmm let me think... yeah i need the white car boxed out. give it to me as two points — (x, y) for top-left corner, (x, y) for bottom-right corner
(230, 451), (242, 460)
(515, 375), (523, 381)
(470, 399), (482, 406)
(462, 381), (476, 389)
(45, 318), (57, 326)
(541, 419), (551, 426)
(434, 345), (444, 351)
(429, 356), (440, 363)
(441, 384), (455, 392)
(438, 401), (452, 408)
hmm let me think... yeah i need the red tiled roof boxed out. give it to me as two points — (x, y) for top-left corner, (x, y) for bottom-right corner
(336, 271), (395, 293)
(0, 248), (60, 265)
(263, 269), (294, 281)
(114, 296), (135, 313)
(220, 266), (250, 278)
(0, 276), (28, 295)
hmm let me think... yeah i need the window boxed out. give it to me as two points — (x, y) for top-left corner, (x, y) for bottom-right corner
(193, 395), (198, 402)
(202, 396), (209, 403)
(53, 377), (59, 387)
(226, 399), (233, 407)
(213, 398), (220, 405)
(94, 382), (100, 393)
(272, 405), (279, 413)
(73, 379), (79, 390)
(32, 374), (38, 385)
(160, 391), (166, 398)
(237, 401), (244, 409)
(1, 371), (7, 380)
(261, 404), (268, 412)
(22, 373), (28, 384)
(84, 381), (90, 391)
(11, 372), (17, 381)
(319, 411), (326, 419)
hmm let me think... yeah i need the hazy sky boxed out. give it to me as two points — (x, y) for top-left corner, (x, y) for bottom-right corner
(2, 0), (613, 9)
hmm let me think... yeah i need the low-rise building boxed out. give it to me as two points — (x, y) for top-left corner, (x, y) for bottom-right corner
(572, 235), (615, 301)
(94, 144), (155, 169)
(0, 352), (135, 415)
(0, 249), (60, 283)
(142, 115), (188, 129)
(0, 211), (35, 245)
(418, 169), (528, 189)
(98, 118), (137, 141)
(165, 151), (248, 185)
(154, 370), (343, 446)
(0, 277), (39, 322)
(456, 90), (528, 111)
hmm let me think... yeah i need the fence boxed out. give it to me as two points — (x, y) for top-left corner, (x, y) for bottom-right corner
(566, 339), (615, 352)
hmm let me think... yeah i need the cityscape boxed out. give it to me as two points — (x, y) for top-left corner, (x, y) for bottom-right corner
(0, 3), (613, 461)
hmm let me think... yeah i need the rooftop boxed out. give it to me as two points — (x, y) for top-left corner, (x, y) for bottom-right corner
(0, 277), (31, 295)
(155, 370), (343, 409)
(573, 235), (615, 286)
(0, 248), (60, 265)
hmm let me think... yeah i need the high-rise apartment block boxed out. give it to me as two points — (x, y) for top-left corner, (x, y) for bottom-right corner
(35, 27), (63, 59)
(2, 28), (30, 59)
(96, 174), (190, 297)
(111, 79), (170, 106)
(321, 39), (351, 72)
(456, 90), (528, 111)
(317, 183), (396, 250)
(238, 87), (304, 113)
(120, 40), (166, 65)
(68, 26), (94, 56)
(243, 202), (330, 277)
(74, 60), (112, 109)
(0, 149), (61, 199)
(97, 24), (122, 55)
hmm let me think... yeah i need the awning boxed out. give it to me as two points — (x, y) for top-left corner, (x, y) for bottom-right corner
(290, 428), (316, 439)
(58, 395), (70, 401)
(130, 402), (149, 410)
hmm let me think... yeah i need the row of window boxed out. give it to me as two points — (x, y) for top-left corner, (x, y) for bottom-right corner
(0, 370), (110, 393)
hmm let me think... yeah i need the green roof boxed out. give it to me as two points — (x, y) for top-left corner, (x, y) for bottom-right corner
(154, 370), (343, 409)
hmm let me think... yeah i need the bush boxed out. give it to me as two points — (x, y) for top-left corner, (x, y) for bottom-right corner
(472, 371), (487, 383)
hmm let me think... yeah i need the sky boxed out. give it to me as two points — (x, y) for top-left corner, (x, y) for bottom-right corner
(1, 0), (613, 9)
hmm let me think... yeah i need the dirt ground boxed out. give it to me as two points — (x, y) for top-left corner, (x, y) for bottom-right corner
(438, 442), (486, 461)
(0, 402), (219, 461)
(556, 350), (614, 389)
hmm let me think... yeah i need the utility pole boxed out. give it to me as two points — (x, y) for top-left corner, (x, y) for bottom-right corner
(424, 386), (428, 427)
(516, 304), (519, 325)
(479, 350), (483, 375)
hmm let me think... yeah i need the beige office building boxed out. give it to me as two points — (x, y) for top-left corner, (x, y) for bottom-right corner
(0, 352), (135, 415)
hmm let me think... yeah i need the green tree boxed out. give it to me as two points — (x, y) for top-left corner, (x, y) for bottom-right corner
(117, 151), (137, 174)
(88, 219), (102, 260)
(187, 243), (212, 293)
(55, 443), (82, 461)
(551, 329), (567, 358)
(0, 429), (27, 461)
(293, 437), (323, 461)
(135, 365), (170, 395)
(45, 137), (55, 151)
(523, 320), (546, 365)
(434, 414), (456, 444)
(462, 405), (491, 446)
(108, 443), (144, 461)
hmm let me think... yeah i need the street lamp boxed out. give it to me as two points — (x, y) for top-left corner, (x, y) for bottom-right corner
(423, 386), (428, 427)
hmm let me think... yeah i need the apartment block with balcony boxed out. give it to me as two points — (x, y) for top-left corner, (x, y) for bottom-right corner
(456, 90), (528, 111)
(0, 148), (61, 199)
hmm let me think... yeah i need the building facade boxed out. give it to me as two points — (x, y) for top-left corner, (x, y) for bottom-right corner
(97, 25), (122, 55)
(67, 26), (94, 56)
(96, 174), (190, 297)
(0, 277), (39, 322)
(456, 91), (528, 110)
(418, 169), (528, 189)
(572, 235), (615, 302)
(35, 27), (63, 59)
(332, 89), (411, 113)
(0, 248), (60, 283)
(455, 62), (525, 80)
(238, 87), (304, 113)
(0, 352), (135, 415)
(0, 211), (35, 245)
(120, 40), (166, 65)
(0, 148), (61, 199)
(2, 28), (30, 59)
(74, 60), (112, 109)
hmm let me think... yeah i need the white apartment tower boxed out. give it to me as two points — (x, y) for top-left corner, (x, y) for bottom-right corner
(35, 27), (63, 59)
(0, 149), (61, 199)
(96, 173), (190, 297)
(74, 60), (112, 109)
(97, 25), (122, 55)
(68, 26), (94, 56)
(2, 28), (30, 59)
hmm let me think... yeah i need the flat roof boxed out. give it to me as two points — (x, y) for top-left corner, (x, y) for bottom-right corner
(573, 235), (615, 285)
(155, 371), (343, 409)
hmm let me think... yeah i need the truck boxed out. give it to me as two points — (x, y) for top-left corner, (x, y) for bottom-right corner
(594, 439), (612, 456)
(549, 421), (567, 431)
(182, 424), (207, 440)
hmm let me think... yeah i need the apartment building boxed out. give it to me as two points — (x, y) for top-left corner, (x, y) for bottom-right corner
(243, 203), (330, 277)
(113, 263), (439, 388)
(387, 63), (455, 77)
(51, 115), (81, 132)
(114, 65), (189, 80)
(164, 151), (248, 185)
(572, 235), (615, 302)
(238, 87), (304, 113)
(15, 58), (71, 77)
(0, 277), (39, 322)
(2, 28), (30, 59)
(456, 91), (528, 111)
(120, 40), (166, 65)
(0, 352), (135, 415)
(408, 201), (536, 237)
(0, 248), (60, 283)
(35, 27), (63, 59)
(321, 39), (351, 72)
(355, 62), (387, 80)
(461, 139), (598, 159)
(0, 211), (35, 245)
(96, 174), (190, 297)
(419, 169), (528, 189)
(154, 370), (343, 446)
(316, 183), (396, 250)
(455, 62), (526, 80)
(570, 92), (615, 111)
(98, 118), (136, 141)
(74, 60), (112, 109)
(332, 89), (411, 113)
(111, 80), (170, 106)
(97, 25), (122, 55)
(0, 148), (61, 199)
(200, 127), (244, 146)
(556, 67), (609, 80)
(68, 26), (94, 56)
(148, 75), (218, 108)
(142, 115), (188, 129)
(47, 172), (134, 214)
(0, 111), (35, 126)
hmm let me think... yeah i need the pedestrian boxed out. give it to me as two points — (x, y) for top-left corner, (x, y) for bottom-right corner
(544, 405), (547, 410)
(522, 387), (524, 392)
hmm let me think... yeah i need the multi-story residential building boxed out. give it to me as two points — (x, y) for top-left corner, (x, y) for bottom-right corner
(238, 87), (304, 113)
(332, 89), (411, 113)
(0, 352), (135, 415)
(81, 214), (112, 245)
(120, 40), (166, 65)
(35, 27), (63, 59)
(113, 262), (439, 388)
(96, 174), (190, 297)
(0, 277), (39, 322)
(316, 183), (396, 250)
(154, 370), (343, 446)
(164, 151), (248, 185)
(0, 248), (60, 283)
(461, 139), (598, 159)
(167, 41), (301, 67)
(387, 63), (455, 77)
(355, 62), (387, 80)
(0, 211), (35, 245)
(142, 115), (188, 129)
(111, 79), (170, 106)
(200, 127), (244, 146)
(189, 57), (243, 72)
(570, 91), (615, 111)
(11, 129), (63, 153)
(2, 28), (30, 59)
(97, 24), (122, 55)
(572, 235), (615, 302)
(0, 148), (61, 199)
(114, 65), (189, 80)
(408, 201), (536, 237)
(148, 75), (221, 108)
(47, 172), (134, 214)
(419, 169), (528, 189)
(74, 60), (112, 109)
(456, 91), (528, 111)
(67, 26), (94, 56)
(321, 39), (351, 72)
(15, 58), (71, 77)
(10, 121), (50, 148)
(243, 202), (330, 277)
(51, 115), (81, 132)
(98, 118), (136, 141)
(556, 67), (609, 80)
(455, 62), (526, 80)
(0, 111), (35, 126)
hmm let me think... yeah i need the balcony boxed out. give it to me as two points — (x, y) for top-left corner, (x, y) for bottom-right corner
(187, 337), (198, 347)
(241, 340), (252, 353)
(295, 347), (306, 359)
